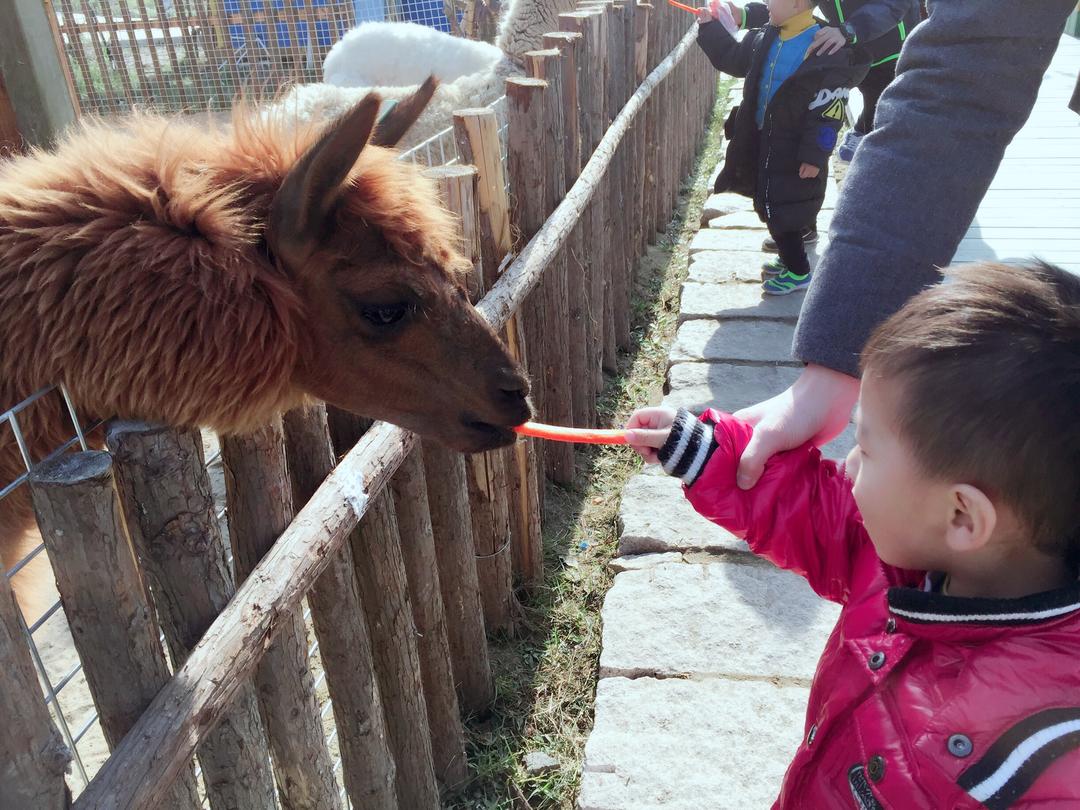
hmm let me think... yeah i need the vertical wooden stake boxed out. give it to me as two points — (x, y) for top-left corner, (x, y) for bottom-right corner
(543, 30), (594, 429)
(220, 423), (343, 810)
(280, 407), (398, 809)
(28, 452), (201, 810)
(421, 437), (495, 714)
(388, 447), (469, 787)
(453, 108), (545, 588)
(321, 410), (440, 809)
(107, 422), (278, 810)
(349, 489), (440, 810)
(0, 566), (70, 809)
(560, 9), (608, 397)
(425, 165), (519, 635)
(523, 52), (575, 485)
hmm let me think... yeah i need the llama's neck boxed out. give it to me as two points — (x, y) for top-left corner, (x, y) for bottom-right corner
(0, 117), (306, 433)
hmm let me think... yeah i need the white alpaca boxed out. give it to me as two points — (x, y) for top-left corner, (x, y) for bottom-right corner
(273, 0), (575, 151)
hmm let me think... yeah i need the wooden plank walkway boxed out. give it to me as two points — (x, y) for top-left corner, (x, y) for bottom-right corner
(954, 35), (1080, 273)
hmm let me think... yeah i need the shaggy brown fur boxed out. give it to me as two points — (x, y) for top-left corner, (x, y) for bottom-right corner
(0, 86), (530, 614)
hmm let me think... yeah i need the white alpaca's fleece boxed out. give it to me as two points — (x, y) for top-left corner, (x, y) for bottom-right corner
(323, 22), (504, 87)
(272, 0), (574, 151)
(496, 0), (577, 63)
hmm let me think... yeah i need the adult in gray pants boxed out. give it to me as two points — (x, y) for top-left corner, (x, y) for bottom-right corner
(734, 0), (1080, 489)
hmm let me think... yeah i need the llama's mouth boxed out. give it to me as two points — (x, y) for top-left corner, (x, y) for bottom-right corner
(460, 418), (517, 452)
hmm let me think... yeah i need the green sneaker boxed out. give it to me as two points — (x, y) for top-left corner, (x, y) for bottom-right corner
(762, 257), (787, 277)
(762, 269), (811, 295)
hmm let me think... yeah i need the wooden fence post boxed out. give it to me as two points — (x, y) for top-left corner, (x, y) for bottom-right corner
(560, 9), (608, 398)
(505, 77), (549, 432)
(0, 567), (70, 809)
(106, 422), (278, 810)
(505, 75), (557, 506)
(220, 423), (343, 810)
(387, 447), (469, 787)
(642, 1), (662, 242)
(349, 488), (440, 809)
(452, 108), (545, 588)
(322, 410), (441, 809)
(279, 407), (398, 809)
(632, 5), (652, 255)
(421, 438), (496, 714)
(518, 58), (575, 486)
(543, 30), (593, 429)
(27, 453), (201, 810)
(424, 165), (519, 635)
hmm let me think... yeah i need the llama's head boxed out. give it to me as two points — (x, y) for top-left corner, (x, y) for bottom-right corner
(267, 79), (530, 453)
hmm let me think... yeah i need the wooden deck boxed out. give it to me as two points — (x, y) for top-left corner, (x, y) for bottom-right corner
(953, 35), (1080, 274)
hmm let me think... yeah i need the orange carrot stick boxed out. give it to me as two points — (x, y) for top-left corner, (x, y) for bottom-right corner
(514, 422), (628, 445)
(668, 0), (699, 13)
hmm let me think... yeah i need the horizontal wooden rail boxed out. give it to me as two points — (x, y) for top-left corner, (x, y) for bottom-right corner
(71, 21), (697, 809)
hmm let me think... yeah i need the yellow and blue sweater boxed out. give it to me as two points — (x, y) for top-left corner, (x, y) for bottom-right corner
(755, 10), (820, 128)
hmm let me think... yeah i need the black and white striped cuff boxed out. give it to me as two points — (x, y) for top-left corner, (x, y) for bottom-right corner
(657, 409), (717, 486)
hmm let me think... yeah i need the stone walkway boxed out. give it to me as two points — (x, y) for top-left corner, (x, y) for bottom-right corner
(578, 37), (1079, 810)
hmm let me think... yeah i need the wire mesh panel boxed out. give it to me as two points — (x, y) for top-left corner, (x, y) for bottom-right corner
(51, 0), (468, 116)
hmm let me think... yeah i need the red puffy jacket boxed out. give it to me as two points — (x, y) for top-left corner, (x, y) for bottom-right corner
(677, 410), (1080, 809)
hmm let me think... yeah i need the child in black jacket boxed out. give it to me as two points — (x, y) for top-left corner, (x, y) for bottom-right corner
(697, 0), (868, 294)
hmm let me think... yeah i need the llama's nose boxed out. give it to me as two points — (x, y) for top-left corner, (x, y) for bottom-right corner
(493, 366), (530, 411)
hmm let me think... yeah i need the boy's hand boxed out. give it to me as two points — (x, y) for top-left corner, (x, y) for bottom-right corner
(799, 162), (821, 178)
(808, 26), (847, 55)
(624, 407), (678, 464)
(696, 6), (712, 23)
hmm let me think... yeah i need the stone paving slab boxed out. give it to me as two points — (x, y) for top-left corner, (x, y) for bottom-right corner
(707, 209), (834, 232)
(687, 249), (769, 284)
(679, 282), (805, 323)
(687, 248), (822, 284)
(618, 474), (749, 557)
(665, 361), (801, 414)
(599, 562), (839, 681)
(699, 192), (753, 224)
(670, 320), (797, 365)
(690, 228), (775, 254)
(608, 551), (685, 573)
(579, 677), (807, 810)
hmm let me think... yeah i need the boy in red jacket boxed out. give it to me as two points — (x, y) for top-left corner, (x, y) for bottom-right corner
(625, 260), (1080, 808)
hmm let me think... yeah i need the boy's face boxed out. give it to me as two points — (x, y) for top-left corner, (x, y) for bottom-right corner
(767, 0), (807, 25)
(845, 373), (952, 572)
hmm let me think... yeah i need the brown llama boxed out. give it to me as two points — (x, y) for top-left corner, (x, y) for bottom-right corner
(0, 78), (530, 616)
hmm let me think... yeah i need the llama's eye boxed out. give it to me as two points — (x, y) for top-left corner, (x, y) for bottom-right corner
(359, 303), (411, 327)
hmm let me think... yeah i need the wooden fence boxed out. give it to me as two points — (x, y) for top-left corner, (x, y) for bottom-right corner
(1, 4), (716, 807)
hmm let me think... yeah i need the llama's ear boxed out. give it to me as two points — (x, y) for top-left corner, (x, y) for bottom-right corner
(369, 76), (439, 147)
(268, 92), (381, 270)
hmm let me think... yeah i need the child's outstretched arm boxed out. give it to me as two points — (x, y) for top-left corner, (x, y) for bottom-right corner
(627, 407), (867, 604)
(695, 13), (757, 78)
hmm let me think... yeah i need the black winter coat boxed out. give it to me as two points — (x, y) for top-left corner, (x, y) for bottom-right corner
(745, 0), (919, 64)
(698, 21), (869, 232)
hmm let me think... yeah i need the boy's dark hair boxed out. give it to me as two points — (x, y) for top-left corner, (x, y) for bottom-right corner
(861, 261), (1080, 570)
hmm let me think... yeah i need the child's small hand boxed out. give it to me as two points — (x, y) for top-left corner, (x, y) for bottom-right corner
(808, 26), (847, 56)
(799, 162), (821, 179)
(625, 407), (677, 464)
(696, 6), (713, 23)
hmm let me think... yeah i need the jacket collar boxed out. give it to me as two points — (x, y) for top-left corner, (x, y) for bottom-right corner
(777, 9), (817, 40)
(887, 579), (1080, 627)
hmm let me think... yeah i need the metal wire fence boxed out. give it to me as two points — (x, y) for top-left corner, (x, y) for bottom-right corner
(52, 0), (474, 116)
(1, 90), (506, 802)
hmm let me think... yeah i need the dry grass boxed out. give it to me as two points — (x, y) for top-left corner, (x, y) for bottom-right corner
(444, 79), (732, 810)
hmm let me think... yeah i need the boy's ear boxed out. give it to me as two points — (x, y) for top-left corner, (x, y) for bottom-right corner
(944, 484), (997, 554)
